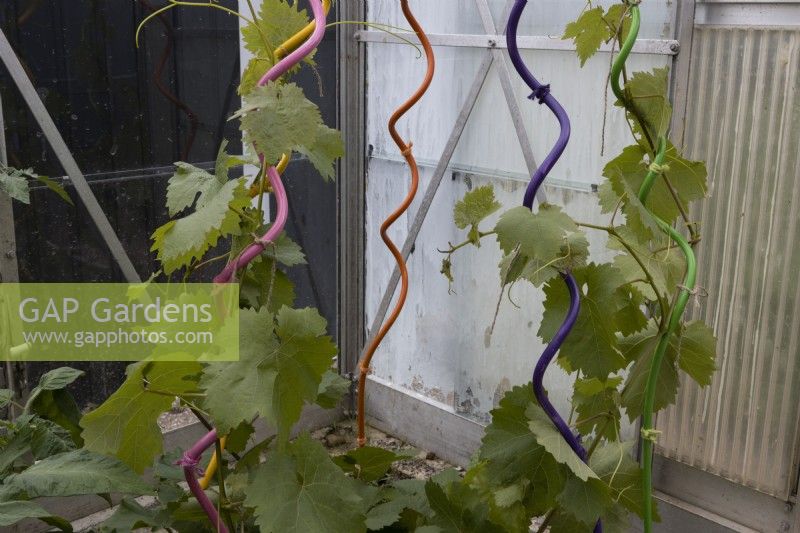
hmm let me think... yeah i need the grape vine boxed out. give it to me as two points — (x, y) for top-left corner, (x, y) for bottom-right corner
(0, 2), (717, 532)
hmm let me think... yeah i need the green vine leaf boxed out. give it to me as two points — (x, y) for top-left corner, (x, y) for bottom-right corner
(0, 500), (71, 531)
(98, 498), (171, 533)
(555, 475), (612, 526)
(675, 320), (717, 386)
(239, 258), (296, 313)
(297, 124), (345, 181)
(80, 362), (201, 473)
(23, 415), (76, 459)
(453, 185), (501, 235)
(573, 376), (623, 441)
(424, 478), (506, 533)
(621, 319), (716, 421)
(619, 322), (678, 421)
(539, 263), (643, 378)
(235, 82), (343, 180)
(246, 433), (369, 533)
(526, 404), (598, 482)
(562, 7), (609, 66)
(0, 166), (30, 203)
(152, 177), (250, 274)
(201, 307), (337, 440)
(590, 441), (656, 520)
(165, 141), (249, 216)
(315, 370), (351, 409)
(0, 166), (71, 205)
(4, 449), (152, 498)
(608, 225), (684, 303)
(240, 0), (315, 94)
(333, 446), (412, 483)
(599, 148), (662, 241)
(619, 67), (672, 142)
(476, 386), (565, 515)
(495, 204), (589, 286)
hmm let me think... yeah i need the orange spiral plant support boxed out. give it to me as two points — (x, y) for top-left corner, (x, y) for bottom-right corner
(357, 0), (435, 447)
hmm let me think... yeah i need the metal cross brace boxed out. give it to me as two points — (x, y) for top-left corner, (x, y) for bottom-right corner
(362, 0), (545, 357)
(0, 29), (141, 283)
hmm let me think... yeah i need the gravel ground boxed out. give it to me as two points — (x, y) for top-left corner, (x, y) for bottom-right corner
(310, 419), (455, 480)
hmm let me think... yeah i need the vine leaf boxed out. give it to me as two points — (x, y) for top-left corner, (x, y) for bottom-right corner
(539, 263), (642, 378)
(246, 433), (368, 533)
(495, 204), (589, 286)
(0, 166), (30, 203)
(0, 166), (72, 205)
(675, 320), (717, 386)
(315, 370), (351, 409)
(239, 258), (296, 313)
(562, 7), (610, 66)
(240, 0), (315, 95)
(619, 323), (678, 421)
(80, 362), (201, 473)
(0, 500), (71, 531)
(526, 404), (598, 482)
(619, 67), (672, 141)
(234, 82), (343, 180)
(4, 449), (152, 498)
(573, 376), (623, 441)
(165, 141), (248, 216)
(621, 320), (716, 421)
(476, 386), (565, 516)
(152, 177), (249, 274)
(590, 441), (657, 521)
(97, 498), (172, 532)
(599, 148), (662, 241)
(201, 307), (337, 440)
(333, 446), (412, 483)
(555, 476), (612, 526)
(24, 367), (84, 410)
(24, 415), (76, 459)
(297, 124), (345, 181)
(453, 185), (501, 243)
(364, 480), (429, 531)
(608, 225), (684, 302)
(424, 478), (505, 533)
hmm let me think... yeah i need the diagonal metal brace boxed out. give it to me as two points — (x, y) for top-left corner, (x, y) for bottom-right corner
(0, 29), (141, 283)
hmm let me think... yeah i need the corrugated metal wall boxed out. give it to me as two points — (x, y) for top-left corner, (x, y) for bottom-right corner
(657, 25), (800, 499)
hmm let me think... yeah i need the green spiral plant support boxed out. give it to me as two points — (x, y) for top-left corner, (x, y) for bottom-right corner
(611, 4), (698, 531)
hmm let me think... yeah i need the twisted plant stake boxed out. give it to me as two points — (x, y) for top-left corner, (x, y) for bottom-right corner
(507, 2), (601, 531)
(356, 0), (435, 447)
(175, 2), (329, 531)
(610, 4), (697, 532)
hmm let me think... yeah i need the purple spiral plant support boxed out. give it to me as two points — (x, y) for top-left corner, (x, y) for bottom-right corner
(507, 2), (601, 531)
